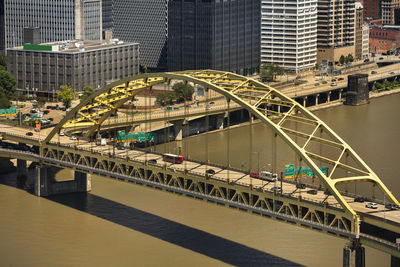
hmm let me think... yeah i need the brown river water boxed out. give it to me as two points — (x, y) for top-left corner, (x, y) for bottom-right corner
(1, 94), (400, 266)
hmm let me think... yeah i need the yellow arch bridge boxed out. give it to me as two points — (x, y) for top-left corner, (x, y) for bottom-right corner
(0, 70), (400, 265)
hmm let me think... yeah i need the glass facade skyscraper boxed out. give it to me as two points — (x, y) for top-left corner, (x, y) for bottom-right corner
(167, 0), (260, 75)
(113, 0), (168, 71)
(4, 0), (102, 50)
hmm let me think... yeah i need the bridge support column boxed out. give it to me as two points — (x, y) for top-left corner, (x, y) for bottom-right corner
(34, 165), (91, 197)
(173, 120), (184, 141)
(16, 159), (27, 178)
(328, 91), (332, 103)
(343, 240), (365, 267)
(216, 114), (225, 130)
(316, 94), (320, 106)
(391, 256), (400, 267)
(303, 97), (307, 107)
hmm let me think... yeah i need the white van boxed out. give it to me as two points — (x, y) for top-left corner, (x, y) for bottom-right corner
(96, 138), (107, 146)
(259, 171), (278, 182)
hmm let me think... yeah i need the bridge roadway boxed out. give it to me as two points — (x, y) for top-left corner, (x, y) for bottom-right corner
(1, 123), (400, 256)
(282, 62), (400, 98)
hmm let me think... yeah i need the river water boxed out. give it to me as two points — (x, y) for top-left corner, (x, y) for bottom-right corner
(1, 94), (400, 266)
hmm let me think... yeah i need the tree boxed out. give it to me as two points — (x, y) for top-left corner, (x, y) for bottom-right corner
(156, 91), (176, 106)
(0, 91), (11, 109)
(347, 54), (354, 63)
(383, 80), (392, 90)
(259, 63), (284, 82)
(81, 86), (95, 102)
(0, 70), (16, 100)
(339, 55), (345, 65)
(172, 82), (194, 101)
(0, 53), (6, 71)
(57, 85), (77, 108)
(375, 82), (384, 90)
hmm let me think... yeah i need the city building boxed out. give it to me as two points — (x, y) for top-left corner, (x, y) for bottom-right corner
(317, 0), (356, 64)
(6, 39), (139, 96)
(3, 0), (102, 51)
(355, 2), (364, 59)
(369, 25), (400, 53)
(261, 0), (317, 73)
(0, 0), (5, 53)
(102, 0), (113, 35)
(362, 23), (370, 58)
(363, 0), (381, 19)
(112, 0), (168, 71)
(168, 0), (260, 75)
(382, 0), (400, 24)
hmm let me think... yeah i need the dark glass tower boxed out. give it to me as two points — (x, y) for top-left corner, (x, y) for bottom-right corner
(113, 0), (168, 71)
(0, 0), (5, 53)
(102, 0), (114, 33)
(168, 0), (260, 75)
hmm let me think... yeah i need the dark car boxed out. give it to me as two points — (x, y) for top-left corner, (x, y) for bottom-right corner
(206, 169), (216, 175)
(371, 71), (377, 74)
(379, 57), (384, 60)
(354, 197), (365, 203)
(364, 58), (370, 63)
(385, 203), (399, 210)
(48, 118), (54, 121)
(26, 132), (34, 136)
(117, 145), (125, 150)
(322, 81), (327, 84)
(338, 77), (344, 81)
(296, 183), (306, 189)
(148, 159), (157, 164)
(307, 189), (318, 195)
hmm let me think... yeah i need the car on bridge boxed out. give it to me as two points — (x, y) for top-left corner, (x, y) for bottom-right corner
(385, 203), (399, 210)
(371, 71), (377, 74)
(331, 82), (337, 86)
(389, 71), (395, 74)
(307, 189), (318, 195)
(366, 202), (378, 209)
(296, 183), (306, 189)
(206, 169), (216, 175)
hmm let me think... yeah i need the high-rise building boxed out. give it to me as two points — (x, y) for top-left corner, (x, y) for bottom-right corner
(317, 0), (356, 64)
(113, 0), (168, 71)
(363, 0), (381, 18)
(0, 0), (5, 52)
(355, 2), (364, 59)
(4, 0), (102, 51)
(102, 0), (113, 34)
(382, 0), (400, 24)
(261, 0), (317, 73)
(168, 0), (260, 75)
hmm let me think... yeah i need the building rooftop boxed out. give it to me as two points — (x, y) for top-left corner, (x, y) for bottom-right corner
(9, 39), (139, 53)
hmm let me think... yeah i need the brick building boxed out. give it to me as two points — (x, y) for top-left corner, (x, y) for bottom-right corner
(369, 25), (400, 53)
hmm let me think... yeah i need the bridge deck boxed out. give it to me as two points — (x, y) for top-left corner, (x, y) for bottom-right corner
(1, 123), (400, 227)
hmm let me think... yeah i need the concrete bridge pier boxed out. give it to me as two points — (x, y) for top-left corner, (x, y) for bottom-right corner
(16, 159), (27, 178)
(172, 120), (185, 141)
(216, 114), (225, 130)
(34, 165), (91, 197)
(343, 240), (365, 267)
(392, 256), (400, 267)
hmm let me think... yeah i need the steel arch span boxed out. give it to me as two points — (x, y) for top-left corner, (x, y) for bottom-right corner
(44, 70), (399, 219)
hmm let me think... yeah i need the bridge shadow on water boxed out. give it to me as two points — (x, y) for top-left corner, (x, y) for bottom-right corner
(0, 173), (302, 266)
(46, 192), (303, 267)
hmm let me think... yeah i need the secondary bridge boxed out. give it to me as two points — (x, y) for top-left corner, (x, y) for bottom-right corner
(1, 70), (400, 266)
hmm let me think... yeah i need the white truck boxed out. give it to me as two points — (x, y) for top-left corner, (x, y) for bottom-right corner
(96, 138), (107, 146)
(259, 171), (278, 182)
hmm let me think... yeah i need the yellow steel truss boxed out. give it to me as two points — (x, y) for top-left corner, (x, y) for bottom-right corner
(44, 70), (400, 220)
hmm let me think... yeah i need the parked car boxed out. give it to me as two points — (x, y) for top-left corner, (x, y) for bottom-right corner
(385, 203), (398, 210)
(371, 71), (377, 74)
(206, 169), (216, 175)
(354, 197), (365, 203)
(307, 189), (318, 195)
(366, 202), (378, 209)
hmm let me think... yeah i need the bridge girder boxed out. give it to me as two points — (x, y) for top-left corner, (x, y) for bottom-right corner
(44, 70), (399, 220)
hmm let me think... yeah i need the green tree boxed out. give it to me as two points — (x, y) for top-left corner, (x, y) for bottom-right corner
(57, 85), (77, 108)
(172, 82), (194, 101)
(0, 92), (11, 108)
(375, 82), (384, 90)
(0, 70), (16, 100)
(81, 86), (95, 102)
(156, 91), (176, 106)
(347, 54), (354, 63)
(383, 80), (392, 90)
(260, 63), (284, 82)
(339, 55), (345, 65)
(0, 53), (6, 71)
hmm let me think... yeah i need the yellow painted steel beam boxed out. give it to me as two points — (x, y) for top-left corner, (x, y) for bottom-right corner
(44, 70), (400, 222)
